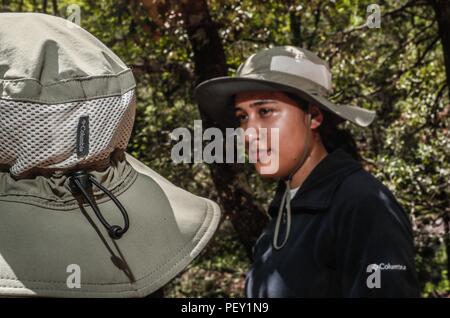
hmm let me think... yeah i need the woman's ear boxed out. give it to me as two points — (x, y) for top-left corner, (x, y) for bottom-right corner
(308, 104), (324, 129)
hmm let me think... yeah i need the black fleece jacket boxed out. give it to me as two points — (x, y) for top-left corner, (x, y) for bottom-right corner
(245, 148), (420, 298)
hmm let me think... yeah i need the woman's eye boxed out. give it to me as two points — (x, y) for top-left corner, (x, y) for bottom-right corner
(259, 108), (273, 117)
(236, 113), (248, 122)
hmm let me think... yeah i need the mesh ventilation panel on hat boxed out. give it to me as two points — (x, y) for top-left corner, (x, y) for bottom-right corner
(0, 90), (136, 176)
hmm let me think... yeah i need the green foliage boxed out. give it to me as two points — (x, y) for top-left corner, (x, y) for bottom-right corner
(166, 219), (249, 297)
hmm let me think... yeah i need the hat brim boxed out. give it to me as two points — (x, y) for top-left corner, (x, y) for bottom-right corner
(0, 154), (221, 297)
(194, 76), (376, 128)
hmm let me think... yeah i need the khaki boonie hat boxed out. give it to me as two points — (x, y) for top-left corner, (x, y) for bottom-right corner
(0, 13), (221, 297)
(194, 46), (376, 127)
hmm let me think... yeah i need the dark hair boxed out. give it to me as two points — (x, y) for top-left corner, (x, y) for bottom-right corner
(284, 92), (361, 161)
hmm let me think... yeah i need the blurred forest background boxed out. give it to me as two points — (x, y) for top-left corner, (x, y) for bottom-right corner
(1, 0), (448, 297)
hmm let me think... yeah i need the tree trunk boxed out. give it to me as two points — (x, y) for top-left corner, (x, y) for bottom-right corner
(52, 0), (57, 15)
(177, 0), (269, 259)
(430, 0), (450, 287)
(289, 10), (302, 47)
(431, 0), (450, 98)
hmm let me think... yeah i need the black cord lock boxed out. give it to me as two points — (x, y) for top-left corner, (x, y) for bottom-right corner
(69, 170), (130, 240)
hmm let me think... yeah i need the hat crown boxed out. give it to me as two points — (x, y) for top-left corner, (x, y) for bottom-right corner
(0, 13), (136, 176)
(0, 13), (135, 104)
(0, 13), (130, 89)
(237, 46), (332, 92)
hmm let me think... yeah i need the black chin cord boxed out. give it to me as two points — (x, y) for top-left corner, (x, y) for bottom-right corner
(69, 171), (129, 239)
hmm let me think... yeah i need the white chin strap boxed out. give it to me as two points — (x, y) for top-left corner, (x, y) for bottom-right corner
(273, 113), (312, 250)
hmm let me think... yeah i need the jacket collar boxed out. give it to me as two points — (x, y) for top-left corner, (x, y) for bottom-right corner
(268, 148), (362, 216)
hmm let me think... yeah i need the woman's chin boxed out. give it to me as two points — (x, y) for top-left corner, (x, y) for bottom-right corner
(255, 163), (285, 179)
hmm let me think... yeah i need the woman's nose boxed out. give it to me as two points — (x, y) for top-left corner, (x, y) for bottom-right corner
(244, 128), (257, 144)
(243, 118), (261, 144)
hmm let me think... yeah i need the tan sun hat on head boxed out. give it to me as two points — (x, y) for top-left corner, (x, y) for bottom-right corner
(0, 13), (220, 297)
(194, 45), (376, 128)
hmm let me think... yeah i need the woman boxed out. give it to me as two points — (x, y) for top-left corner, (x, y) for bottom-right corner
(195, 46), (419, 297)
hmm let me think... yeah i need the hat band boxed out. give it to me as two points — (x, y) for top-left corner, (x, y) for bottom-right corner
(240, 71), (330, 97)
(0, 69), (136, 104)
(269, 55), (332, 91)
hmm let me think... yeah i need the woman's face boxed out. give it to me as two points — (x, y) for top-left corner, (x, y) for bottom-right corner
(234, 91), (315, 178)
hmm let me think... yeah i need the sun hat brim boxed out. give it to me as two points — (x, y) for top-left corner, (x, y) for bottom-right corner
(0, 154), (221, 297)
(194, 75), (376, 128)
